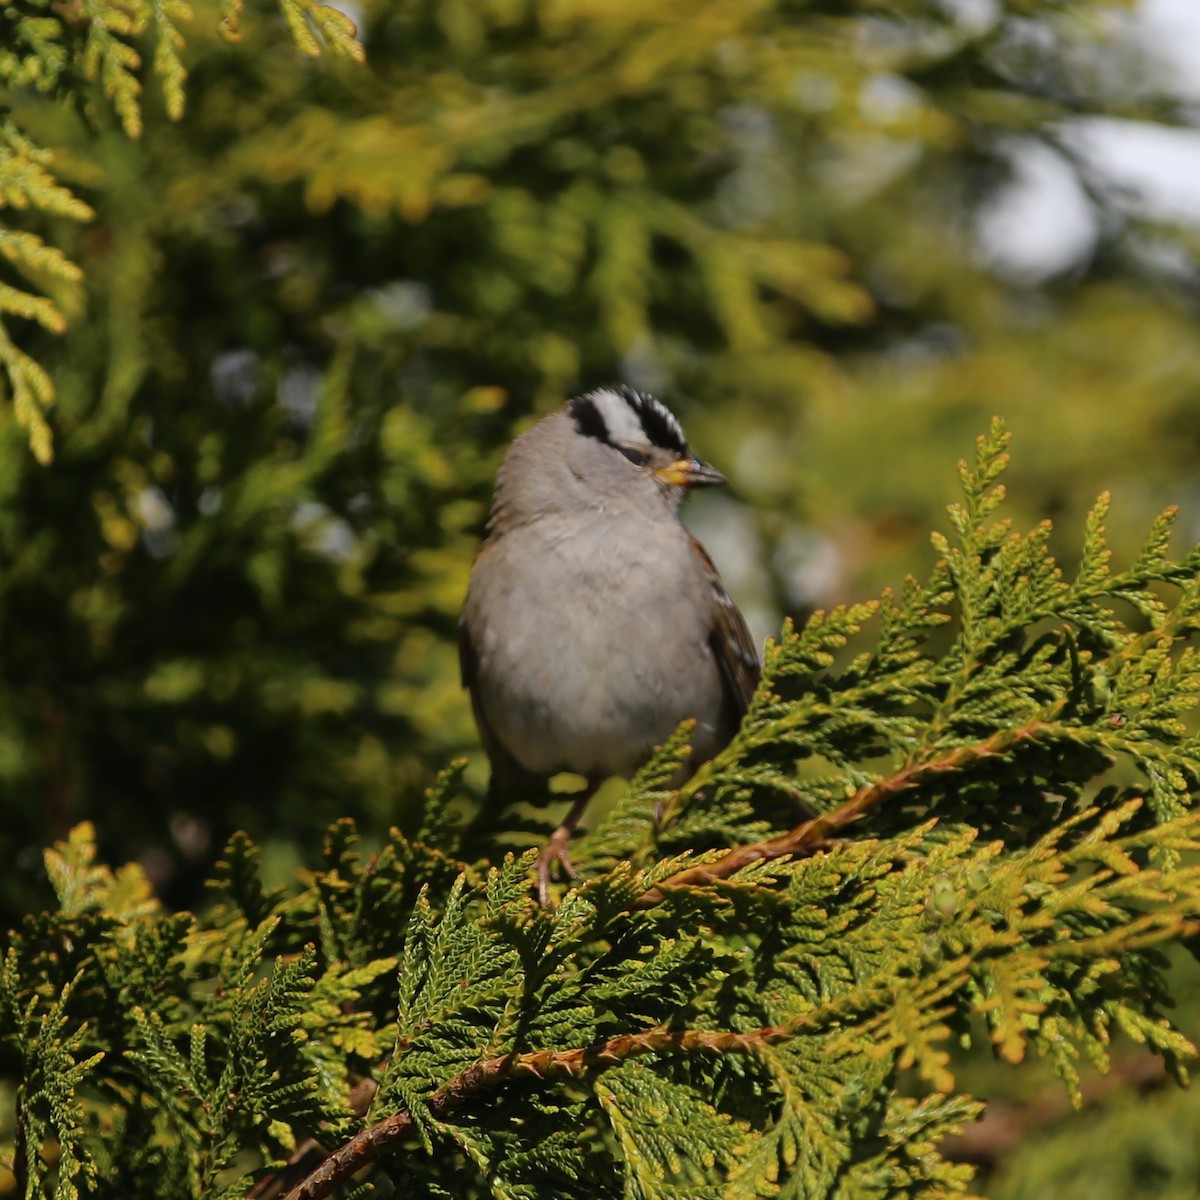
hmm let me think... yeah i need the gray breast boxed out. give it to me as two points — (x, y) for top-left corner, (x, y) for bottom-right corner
(464, 510), (724, 779)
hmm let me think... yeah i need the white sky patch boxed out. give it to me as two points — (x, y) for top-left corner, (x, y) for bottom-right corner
(1066, 118), (1200, 224)
(1137, 0), (1200, 101)
(976, 139), (1099, 281)
(936, 0), (1000, 36)
(977, 0), (1200, 279)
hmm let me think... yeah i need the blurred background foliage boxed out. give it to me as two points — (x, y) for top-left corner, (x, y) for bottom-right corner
(4, 0), (1200, 910)
(4, 0), (1200, 1192)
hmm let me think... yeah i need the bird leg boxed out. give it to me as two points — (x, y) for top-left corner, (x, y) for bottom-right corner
(536, 782), (599, 905)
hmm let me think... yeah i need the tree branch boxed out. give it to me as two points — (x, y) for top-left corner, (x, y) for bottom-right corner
(633, 716), (1053, 908)
(269, 716), (1056, 1199)
(246, 1080), (379, 1199)
(279, 1026), (792, 1200)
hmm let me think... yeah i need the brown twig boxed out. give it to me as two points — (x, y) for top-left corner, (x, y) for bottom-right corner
(247, 1080), (379, 1199)
(281, 1025), (795, 1200)
(270, 718), (1055, 1198)
(632, 717), (1052, 908)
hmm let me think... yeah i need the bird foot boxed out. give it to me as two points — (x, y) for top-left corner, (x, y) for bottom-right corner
(536, 827), (579, 906)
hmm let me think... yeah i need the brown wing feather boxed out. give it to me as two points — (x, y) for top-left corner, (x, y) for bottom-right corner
(689, 534), (760, 720)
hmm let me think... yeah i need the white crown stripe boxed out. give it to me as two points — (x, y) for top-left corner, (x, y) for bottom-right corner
(582, 387), (648, 447)
(579, 385), (687, 454)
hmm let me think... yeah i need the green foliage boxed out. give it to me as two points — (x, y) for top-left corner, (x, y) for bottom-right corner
(4, 428), (1200, 1197)
(0, 0), (362, 461)
(4, 1), (1200, 1188)
(1, 0), (1196, 927)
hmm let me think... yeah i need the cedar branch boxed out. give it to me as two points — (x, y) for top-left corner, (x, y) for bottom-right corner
(279, 1025), (796, 1200)
(632, 717), (1052, 908)
(274, 716), (1055, 1199)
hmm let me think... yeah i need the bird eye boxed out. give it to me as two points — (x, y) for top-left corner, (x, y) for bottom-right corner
(618, 446), (648, 466)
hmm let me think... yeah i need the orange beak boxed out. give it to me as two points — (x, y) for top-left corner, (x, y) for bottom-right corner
(653, 458), (727, 489)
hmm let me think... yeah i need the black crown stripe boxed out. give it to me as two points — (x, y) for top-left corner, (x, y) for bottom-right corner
(631, 395), (687, 457)
(568, 395), (610, 443)
(568, 385), (689, 457)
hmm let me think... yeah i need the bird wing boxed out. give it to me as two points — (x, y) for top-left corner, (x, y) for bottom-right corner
(689, 534), (761, 718)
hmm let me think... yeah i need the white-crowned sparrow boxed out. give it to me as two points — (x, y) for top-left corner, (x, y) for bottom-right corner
(460, 385), (760, 900)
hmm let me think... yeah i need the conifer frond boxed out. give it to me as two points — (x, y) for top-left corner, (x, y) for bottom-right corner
(579, 721), (696, 871)
(0, 122), (90, 461)
(0, 123), (93, 222)
(0, 2), (362, 461)
(151, 0), (194, 120)
(209, 830), (288, 928)
(275, 0), (362, 61)
(0, 11), (71, 93)
(2, 971), (106, 1200)
(597, 1063), (747, 1199)
(44, 819), (157, 918)
(7, 427), (1200, 1196)
(418, 756), (469, 847)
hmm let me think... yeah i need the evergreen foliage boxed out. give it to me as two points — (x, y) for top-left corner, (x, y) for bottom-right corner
(4, 0), (1200, 1189)
(1, 0), (1197, 926)
(0, 0), (360, 461)
(4, 424), (1200, 1198)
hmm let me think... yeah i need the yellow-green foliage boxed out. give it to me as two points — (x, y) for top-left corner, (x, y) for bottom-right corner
(2, 6), (1200, 1189)
(0, 0), (1191, 925)
(0, 0), (360, 460)
(4, 427), (1200, 1198)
